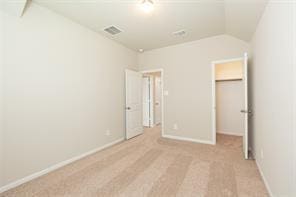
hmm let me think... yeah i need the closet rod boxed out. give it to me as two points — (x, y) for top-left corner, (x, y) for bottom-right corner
(215, 78), (242, 82)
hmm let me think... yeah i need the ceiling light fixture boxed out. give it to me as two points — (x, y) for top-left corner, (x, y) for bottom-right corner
(140, 0), (154, 13)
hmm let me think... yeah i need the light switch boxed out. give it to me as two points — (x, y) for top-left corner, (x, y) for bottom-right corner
(164, 90), (169, 96)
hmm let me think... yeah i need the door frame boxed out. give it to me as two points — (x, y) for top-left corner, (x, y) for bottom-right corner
(154, 76), (162, 125)
(142, 76), (151, 127)
(211, 57), (244, 145)
(141, 68), (164, 137)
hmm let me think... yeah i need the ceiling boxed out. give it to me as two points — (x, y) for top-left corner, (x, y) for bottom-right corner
(0, 0), (27, 17)
(33, 0), (268, 51)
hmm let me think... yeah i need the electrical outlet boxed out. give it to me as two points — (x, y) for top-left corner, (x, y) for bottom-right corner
(260, 149), (264, 159)
(173, 123), (178, 130)
(105, 130), (111, 136)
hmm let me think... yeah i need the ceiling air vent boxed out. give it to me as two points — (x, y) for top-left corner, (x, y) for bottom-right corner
(104, 26), (122, 35)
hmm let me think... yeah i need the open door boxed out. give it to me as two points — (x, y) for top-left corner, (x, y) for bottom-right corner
(142, 77), (150, 127)
(125, 69), (143, 139)
(241, 53), (249, 159)
(154, 76), (162, 125)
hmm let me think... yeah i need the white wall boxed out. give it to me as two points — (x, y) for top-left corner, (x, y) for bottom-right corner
(216, 81), (244, 136)
(0, 9), (4, 186)
(250, 1), (296, 196)
(0, 2), (137, 187)
(138, 35), (249, 143)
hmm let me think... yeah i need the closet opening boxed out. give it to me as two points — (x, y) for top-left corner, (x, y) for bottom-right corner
(212, 54), (250, 159)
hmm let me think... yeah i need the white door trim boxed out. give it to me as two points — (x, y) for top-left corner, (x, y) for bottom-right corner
(292, 4), (296, 191)
(142, 76), (150, 127)
(141, 69), (164, 137)
(148, 76), (154, 127)
(243, 53), (249, 159)
(154, 76), (162, 125)
(211, 57), (244, 145)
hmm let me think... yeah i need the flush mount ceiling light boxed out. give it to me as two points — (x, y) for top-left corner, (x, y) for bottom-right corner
(140, 0), (154, 13)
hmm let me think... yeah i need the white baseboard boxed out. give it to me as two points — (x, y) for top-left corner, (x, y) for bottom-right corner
(0, 137), (125, 194)
(255, 160), (274, 197)
(217, 131), (243, 136)
(162, 134), (215, 145)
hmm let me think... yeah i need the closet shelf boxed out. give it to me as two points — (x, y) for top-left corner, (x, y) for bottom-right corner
(215, 78), (242, 82)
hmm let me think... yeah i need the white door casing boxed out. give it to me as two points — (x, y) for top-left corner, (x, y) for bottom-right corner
(149, 77), (154, 127)
(125, 69), (143, 139)
(154, 76), (162, 125)
(142, 77), (150, 127)
(242, 53), (249, 159)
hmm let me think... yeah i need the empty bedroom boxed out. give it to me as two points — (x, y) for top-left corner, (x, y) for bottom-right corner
(0, 0), (295, 196)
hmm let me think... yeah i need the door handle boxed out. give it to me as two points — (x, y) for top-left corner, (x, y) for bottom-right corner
(240, 110), (252, 114)
(126, 107), (131, 110)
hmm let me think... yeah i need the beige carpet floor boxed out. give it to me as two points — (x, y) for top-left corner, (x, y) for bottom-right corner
(1, 126), (268, 197)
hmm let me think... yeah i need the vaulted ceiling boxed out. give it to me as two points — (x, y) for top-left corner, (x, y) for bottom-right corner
(33, 0), (268, 51)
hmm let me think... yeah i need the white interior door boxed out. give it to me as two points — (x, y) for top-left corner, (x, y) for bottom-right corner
(142, 77), (150, 127)
(125, 69), (143, 139)
(241, 53), (249, 159)
(154, 77), (162, 125)
(149, 77), (154, 126)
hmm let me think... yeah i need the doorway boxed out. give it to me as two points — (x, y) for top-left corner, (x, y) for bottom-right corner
(212, 54), (249, 159)
(141, 69), (163, 133)
(125, 69), (164, 140)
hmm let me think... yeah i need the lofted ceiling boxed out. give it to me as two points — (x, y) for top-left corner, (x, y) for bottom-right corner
(33, 0), (268, 51)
